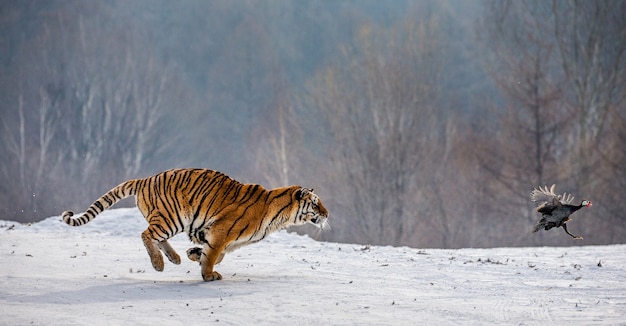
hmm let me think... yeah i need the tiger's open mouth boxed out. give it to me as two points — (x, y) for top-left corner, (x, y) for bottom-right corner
(311, 216), (330, 230)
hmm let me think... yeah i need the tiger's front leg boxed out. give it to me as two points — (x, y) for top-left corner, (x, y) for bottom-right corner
(200, 243), (225, 281)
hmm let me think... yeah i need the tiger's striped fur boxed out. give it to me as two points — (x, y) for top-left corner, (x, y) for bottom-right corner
(63, 168), (329, 281)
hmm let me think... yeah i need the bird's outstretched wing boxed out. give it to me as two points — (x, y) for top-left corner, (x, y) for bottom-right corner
(530, 184), (576, 207)
(531, 184), (559, 206)
(559, 192), (575, 205)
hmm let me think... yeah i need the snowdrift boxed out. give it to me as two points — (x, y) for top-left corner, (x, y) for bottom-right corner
(1, 208), (625, 325)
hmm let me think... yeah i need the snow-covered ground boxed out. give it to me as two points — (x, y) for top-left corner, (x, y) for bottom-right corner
(1, 208), (625, 325)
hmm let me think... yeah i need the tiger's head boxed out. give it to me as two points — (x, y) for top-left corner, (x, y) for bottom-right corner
(294, 187), (329, 230)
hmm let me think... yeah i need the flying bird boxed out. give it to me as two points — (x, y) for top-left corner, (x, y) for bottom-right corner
(530, 184), (592, 240)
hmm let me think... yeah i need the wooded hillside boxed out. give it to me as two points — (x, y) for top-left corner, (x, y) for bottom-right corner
(1, 0), (624, 248)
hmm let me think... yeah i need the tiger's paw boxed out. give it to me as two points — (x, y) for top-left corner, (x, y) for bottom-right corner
(158, 242), (181, 265)
(151, 255), (165, 272)
(164, 251), (181, 265)
(202, 271), (222, 282)
(186, 247), (202, 262)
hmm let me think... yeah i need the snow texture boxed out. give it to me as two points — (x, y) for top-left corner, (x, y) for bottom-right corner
(1, 208), (625, 325)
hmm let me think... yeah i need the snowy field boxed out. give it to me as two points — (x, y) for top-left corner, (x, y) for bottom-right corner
(1, 208), (625, 325)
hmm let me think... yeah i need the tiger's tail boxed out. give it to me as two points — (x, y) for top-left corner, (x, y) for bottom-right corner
(62, 179), (140, 226)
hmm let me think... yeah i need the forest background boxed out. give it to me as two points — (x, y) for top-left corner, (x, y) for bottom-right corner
(1, 0), (624, 248)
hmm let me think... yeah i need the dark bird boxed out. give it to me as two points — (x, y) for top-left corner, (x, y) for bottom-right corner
(530, 184), (592, 240)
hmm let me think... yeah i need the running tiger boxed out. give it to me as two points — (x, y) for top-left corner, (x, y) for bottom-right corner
(63, 168), (329, 281)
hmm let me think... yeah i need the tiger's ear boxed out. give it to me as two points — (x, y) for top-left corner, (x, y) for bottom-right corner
(295, 187), (310, 200)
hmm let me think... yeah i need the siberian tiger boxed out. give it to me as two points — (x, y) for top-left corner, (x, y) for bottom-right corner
(63, 168), (329, 281)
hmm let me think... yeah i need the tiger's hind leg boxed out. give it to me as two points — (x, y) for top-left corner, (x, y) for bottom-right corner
(158, 240), (181, 265)
(142, 228), (165, 271)
(141, 212), (181, 271)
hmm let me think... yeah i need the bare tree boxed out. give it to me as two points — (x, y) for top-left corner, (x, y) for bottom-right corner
(478, 0), (626, 246)
(304, 11), (450, 246)
(0, 16), (68, 219)
(548, 0), (625, 243)
(479, 1), (572, 245)
(203, 14), (284, 175)
(551, 0), (626, 192)
(0, 3), (185, 222)
(596, 107), (626, 242)
(253, 96), (300, 188)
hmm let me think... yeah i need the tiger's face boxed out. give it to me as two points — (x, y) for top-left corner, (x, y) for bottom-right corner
(295, 188), (329, 229)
